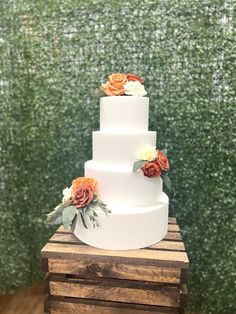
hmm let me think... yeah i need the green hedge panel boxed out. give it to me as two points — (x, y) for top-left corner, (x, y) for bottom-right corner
(0, 1), (235, 313)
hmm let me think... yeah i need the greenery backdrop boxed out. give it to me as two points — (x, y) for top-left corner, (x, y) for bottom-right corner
(0, 1), (235, 313)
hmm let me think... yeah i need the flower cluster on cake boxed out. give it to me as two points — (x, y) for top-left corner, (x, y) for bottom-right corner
(101, 73), (147, 96)
(47, 177), (111, 230)
(134, 146), (171, 191)
(47, 72), (170, 250)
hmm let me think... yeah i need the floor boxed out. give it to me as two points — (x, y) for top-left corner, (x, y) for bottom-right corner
(0, 285), (44, 314)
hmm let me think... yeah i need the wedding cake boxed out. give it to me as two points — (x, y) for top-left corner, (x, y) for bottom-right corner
(47, 73), (170, 250)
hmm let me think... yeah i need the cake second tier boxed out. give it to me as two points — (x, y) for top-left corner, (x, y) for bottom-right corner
(93, 130), (156, 168)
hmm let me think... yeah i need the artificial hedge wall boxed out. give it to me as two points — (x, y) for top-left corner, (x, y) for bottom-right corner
(0, 1), (235, 313)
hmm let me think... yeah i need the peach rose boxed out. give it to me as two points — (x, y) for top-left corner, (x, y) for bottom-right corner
(72, 177), (97, 197)
(141, 161), (161, 178)
(126, 73), (144, 84)
(71, 185), (94, 208)
(102, 73), (127, 96)
(156, 150), (169, 171)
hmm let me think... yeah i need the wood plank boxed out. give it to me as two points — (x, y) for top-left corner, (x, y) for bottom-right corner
(149, 241), (185, 252)
(49, 277), (180, 307)
(180, 268), (189, 284)
(168, 217), (177, 224)
(50, 296), (179, 313)
(168, 224), (180, 232)
(164, 232), (182, 241)
(180, 284), (188, 309)
(47, 258), (181, 283)
(41, 242), (189, 268)
(50, 233), (185, 252)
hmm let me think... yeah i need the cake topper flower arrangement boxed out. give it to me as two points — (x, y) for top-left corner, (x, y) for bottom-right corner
(46, 177), (111, 230)
(100, 73), (147, 96)
(133, 146), (171, 191)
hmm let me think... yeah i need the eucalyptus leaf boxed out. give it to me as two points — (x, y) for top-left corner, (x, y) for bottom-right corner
(47, 215), (63, 225)
(46, 202), (66, 224)
(133, 160), (148, 172)
(80, 211), (88, 229)
(161, 173), (171, 191)
(71, 214), (77, 233)
(62, 206), (77, 229)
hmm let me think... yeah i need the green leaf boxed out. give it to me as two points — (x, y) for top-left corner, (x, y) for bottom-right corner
(62, 206), (77, 229)
(46, 202), (68, 225)
(71, 214), (77, 233)
(133, 160), (148, 172)
(47, 214), (63, 225)
(161, 148), (168, 156)
(161, 172), (171, 191)
(80, 211), (88, 229)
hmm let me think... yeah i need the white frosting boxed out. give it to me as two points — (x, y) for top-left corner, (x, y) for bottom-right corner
(93, 131), (156, 168)
(74, 193), (169, 250)
(100, 96), (149, 132)
(85, 160), (162, 207)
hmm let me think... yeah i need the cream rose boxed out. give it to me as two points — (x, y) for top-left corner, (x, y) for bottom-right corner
(62, 186), (72, 203)
(136, 145), (157, 161)
(124, 80), (147, 96)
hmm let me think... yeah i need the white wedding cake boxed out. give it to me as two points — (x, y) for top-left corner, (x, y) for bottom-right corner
(73, 95), (169, 250)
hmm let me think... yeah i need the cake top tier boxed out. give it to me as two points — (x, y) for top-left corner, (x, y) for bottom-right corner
(99, 73), (149, 132)
(100, 96), (149, 132)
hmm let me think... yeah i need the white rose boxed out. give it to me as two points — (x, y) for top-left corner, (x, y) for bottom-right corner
(136, 145), (157, 161)
(62, 186), (72, 203)
(124, 81), (147, 97)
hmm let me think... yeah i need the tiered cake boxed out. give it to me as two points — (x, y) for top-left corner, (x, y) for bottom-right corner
(74, 96), (169, 250)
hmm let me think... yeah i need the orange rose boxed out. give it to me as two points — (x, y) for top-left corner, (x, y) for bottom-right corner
(126, 73), (144, 84)
(71, 185), (94, 208)
(102, 73), (127, 96)
(155, 150), (169, 172)
(72, 177), (97, 197)
(141, 161), (161, 178)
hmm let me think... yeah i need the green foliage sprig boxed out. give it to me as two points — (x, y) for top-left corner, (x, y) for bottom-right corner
(47, 196), (111, 230)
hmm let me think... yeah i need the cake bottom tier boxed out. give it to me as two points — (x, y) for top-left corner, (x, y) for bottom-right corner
(73, 193), (169, 250)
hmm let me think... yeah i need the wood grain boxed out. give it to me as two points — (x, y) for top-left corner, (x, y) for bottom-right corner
(41, 217), (189, 313)
(48, 258), (181, 283)
(49, 277), (180, 307)
(50, 296), (180, 314)
(42, 242), (189, 268)
(50, 232), (185, 251)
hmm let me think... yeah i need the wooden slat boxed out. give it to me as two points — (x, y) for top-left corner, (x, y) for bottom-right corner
(149, 241), (185, 252)
(49, 277), (180, 308)
(168, 224), (180, 232)
(180, 284), (188, 310)
(164, 232), (182, 241)
(41, 242), (189, 268)
(49, 233), (185, 252)
(47, 258), (181, 283)
(168, 217), (177, 224)
(180, 269), (189, 284)
(50, 296), (179, 313)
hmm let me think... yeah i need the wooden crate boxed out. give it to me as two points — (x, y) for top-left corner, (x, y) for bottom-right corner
(41, 217), (189, 314)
